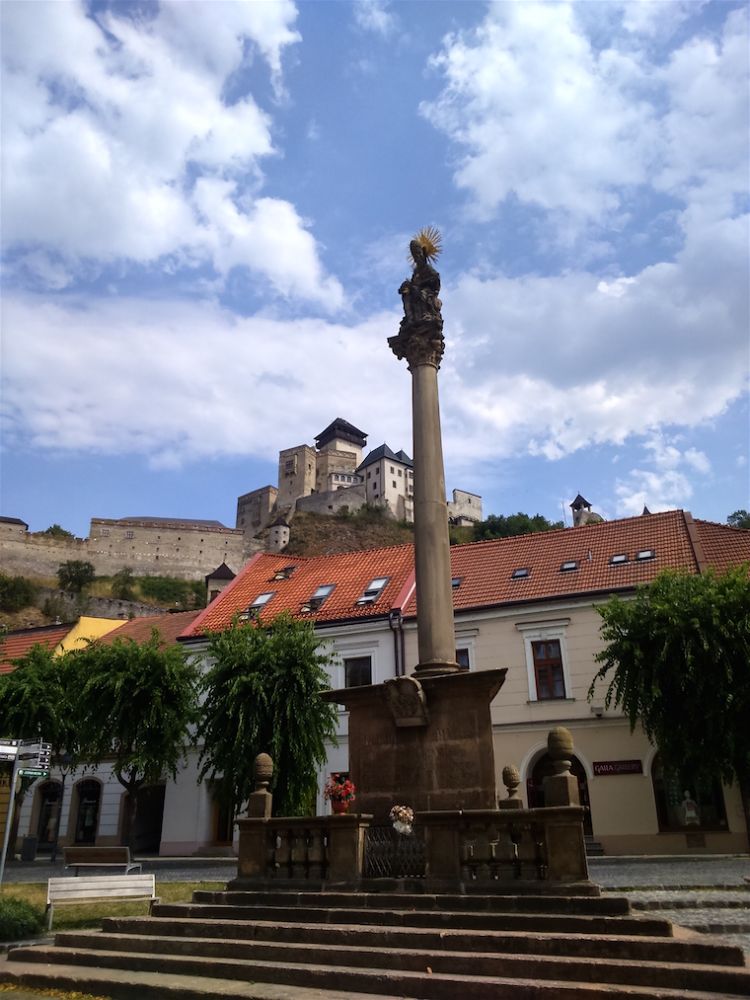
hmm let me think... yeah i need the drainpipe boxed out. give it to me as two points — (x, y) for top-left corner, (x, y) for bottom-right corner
(388, 608), (404, 677)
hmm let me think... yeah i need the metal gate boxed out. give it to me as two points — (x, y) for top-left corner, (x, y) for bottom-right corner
(364, 824), (426, 878)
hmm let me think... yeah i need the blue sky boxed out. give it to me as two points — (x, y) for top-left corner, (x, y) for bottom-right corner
(1, 0), (748, 538)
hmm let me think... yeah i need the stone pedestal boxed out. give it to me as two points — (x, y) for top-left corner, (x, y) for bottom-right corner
(324, 668), (506, 821)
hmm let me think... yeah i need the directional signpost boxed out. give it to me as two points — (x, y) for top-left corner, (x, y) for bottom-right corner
(0, 738), (51, 885)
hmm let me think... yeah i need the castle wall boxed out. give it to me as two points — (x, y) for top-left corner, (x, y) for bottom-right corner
(315, 448), (360, 494)
(277, 445), (316, 508)
(236, 485), (278, 538)
(296, 483), (367, 517)
(448, 489), (482, 525)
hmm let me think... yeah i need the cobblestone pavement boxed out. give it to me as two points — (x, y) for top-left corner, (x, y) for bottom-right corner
(589, 856), (750, 959)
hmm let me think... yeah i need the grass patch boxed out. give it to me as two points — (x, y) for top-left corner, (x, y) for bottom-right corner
(0, 881), (223, 932)
(0, 988), (110, 999)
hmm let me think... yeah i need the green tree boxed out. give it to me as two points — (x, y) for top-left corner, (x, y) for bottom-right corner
(72, 632), (199, 851)
(57, 560), (95, 595)
(0, 574), (38, 612)
(40, 524), (75, 540)
(197, 613), (338, 817)
(111, 567), (136, 601)
(589, 566), (750, 840)
(473, 512), (564, 541)
(728, 510), (750, 530)
(0, 646), (82, 859)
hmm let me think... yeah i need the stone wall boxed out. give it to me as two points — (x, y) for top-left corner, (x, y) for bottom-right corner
(296, 483), (368, 517)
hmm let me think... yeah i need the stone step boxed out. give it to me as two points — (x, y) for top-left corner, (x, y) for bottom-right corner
(153, 900), (674, 936)
(45, 929), (750, 994)
(194, 889), (628, 915)
(4, 947), (749, 1000)
(103, 914), (748, 967)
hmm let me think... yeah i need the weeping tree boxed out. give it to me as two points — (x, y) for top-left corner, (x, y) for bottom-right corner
(0, 645), (83, 860)
(72, 631), (199, 852)
(197, 613), (339, 818)
(589, 565), (750, 843)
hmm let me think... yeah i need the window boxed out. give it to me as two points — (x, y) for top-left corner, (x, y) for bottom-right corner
(356, 577), (389, 604)
(516, 618), (572, 703)
(398, 469), (402, 477)
(610, 553), (628, 565)
(532, 640), (566, 700)
(451, 577), (462, 588)
(651, 755), (727, 832)
(302, 584), (335, 612)
(511, 567), (529, 579)
(125, 530), (134, 540)
(390, 466), (394, 473)
(344, 656), (372, 687)
(239, 592), (274, 619)
(284, 458), (296, 474)
(456, 648), (470, 670)
(560, 560), (578, 572)
(392, 481), (397, 488)
(272, 566), (297, 581)
(636, 549), (655, 561)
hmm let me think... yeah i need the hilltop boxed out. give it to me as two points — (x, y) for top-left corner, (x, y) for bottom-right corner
(283, 509), (414, 557)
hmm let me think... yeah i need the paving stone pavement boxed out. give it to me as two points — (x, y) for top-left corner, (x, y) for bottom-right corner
(589, 856), (750, 959)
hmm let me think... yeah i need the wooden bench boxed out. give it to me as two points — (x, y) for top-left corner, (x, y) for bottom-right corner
(46, 874), (159, 930)
(63, 846), (142, 876)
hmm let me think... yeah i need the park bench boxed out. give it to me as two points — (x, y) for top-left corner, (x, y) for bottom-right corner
(45, 874), (159, 930)
(63, 846), (142, 876)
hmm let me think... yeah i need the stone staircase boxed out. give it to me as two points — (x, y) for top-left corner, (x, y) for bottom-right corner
(2, 885), (750, 999)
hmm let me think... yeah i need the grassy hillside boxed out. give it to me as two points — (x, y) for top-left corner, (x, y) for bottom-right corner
(284, 508), (414, 556)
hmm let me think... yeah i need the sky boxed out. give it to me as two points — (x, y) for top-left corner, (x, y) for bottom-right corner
(1, 0), (748, 539)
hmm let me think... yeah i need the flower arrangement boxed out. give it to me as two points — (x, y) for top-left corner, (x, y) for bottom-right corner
(389, 804), (414, 835)
(323, 773), (356, 803)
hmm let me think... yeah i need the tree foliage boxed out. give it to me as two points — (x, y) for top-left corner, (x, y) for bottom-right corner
(40, 524), (75, 540)
(0, 574), (38, 612)
(728, 510), (750, 530)
(197, 613), (338, 817)
(0, 645), (80, 758)
(473, 512), (564, 541)
(71, 631), (199, 848)
(111, 567), (136, 601)
(589, 566), (750, 788)
(57, 560), (95, 595)
(139, 575), (205, 608)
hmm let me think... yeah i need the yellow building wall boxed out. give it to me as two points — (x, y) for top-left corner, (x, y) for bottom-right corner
(54, 616), (126, 654)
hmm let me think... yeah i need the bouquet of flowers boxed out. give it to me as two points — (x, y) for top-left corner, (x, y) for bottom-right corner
(389, 804), (414, 835)
(323, 773), (356, 803)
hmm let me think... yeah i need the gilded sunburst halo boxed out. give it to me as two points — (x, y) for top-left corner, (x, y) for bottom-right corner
(410, 225), (443, 262)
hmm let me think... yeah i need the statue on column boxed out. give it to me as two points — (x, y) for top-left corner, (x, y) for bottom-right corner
(389, 226), (445, 368)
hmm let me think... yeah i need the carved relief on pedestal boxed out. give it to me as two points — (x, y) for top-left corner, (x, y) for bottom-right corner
(383, 675), (429, 728)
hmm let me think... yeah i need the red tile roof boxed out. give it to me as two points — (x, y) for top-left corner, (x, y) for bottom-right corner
(0, 624), (73, 673)
(180, 511), (750, 636)
(95, 611), (201, 646)
(184, 547), (416, 635)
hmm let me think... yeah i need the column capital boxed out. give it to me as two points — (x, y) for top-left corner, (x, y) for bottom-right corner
(388, 319), (445, 370)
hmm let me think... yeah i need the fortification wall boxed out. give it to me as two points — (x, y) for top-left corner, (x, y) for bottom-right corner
(296, 483), (368, 517)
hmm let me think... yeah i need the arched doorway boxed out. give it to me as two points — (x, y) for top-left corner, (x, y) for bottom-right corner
(527, 753), (594, 836)
(36, 781), (62, 852)
(74, 780), (101, 844)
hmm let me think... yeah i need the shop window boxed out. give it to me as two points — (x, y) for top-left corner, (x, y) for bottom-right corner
(651, 755), (727, 831)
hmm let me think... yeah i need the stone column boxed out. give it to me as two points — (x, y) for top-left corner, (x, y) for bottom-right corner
(389, 236), (458, 678)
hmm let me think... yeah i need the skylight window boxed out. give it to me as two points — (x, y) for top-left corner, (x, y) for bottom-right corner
(560, 560), (578, 572)
(302, 584), (335, 612)
(272, 566), (297, 581)
(356, 576), (389, 605)
(451, 577), (462, 588)
(511, 568), (530, 579)
(238, 591), (274, 620)
(609, 554), (628, 565)
(636, 549), (655, 561)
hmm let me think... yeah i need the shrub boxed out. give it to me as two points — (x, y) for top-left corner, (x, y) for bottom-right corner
(0, 574), (38, 612)
(0, 896), (45, 940)
(111, 566), (135, 601)
(57, 560), (95, 594)
(139, 576), (205, 609)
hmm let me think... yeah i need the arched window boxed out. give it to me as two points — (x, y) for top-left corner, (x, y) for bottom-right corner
(651, 755), (727, 831)
(36, 781), (62, 850)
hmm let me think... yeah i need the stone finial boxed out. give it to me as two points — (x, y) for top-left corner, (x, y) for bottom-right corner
(247, 752), (274, 818)
(544, 727), (580, 807)
(498, 764), (523, 810)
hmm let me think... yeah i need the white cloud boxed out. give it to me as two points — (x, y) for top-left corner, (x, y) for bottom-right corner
(614, 434), (712, 516)
(0, 1), (342, 308)
(0, 294), (404, 465)
(353, 1), (397, 38)
(420, 1), (748, 244)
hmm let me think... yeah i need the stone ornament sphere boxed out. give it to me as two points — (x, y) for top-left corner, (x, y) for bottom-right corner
(547, 726), (574, 759)
(502, 765), (520, 787)
(254, 753), (274, 785)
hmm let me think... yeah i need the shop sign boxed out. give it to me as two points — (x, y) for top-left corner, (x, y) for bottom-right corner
(593, 759), (643, 776)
